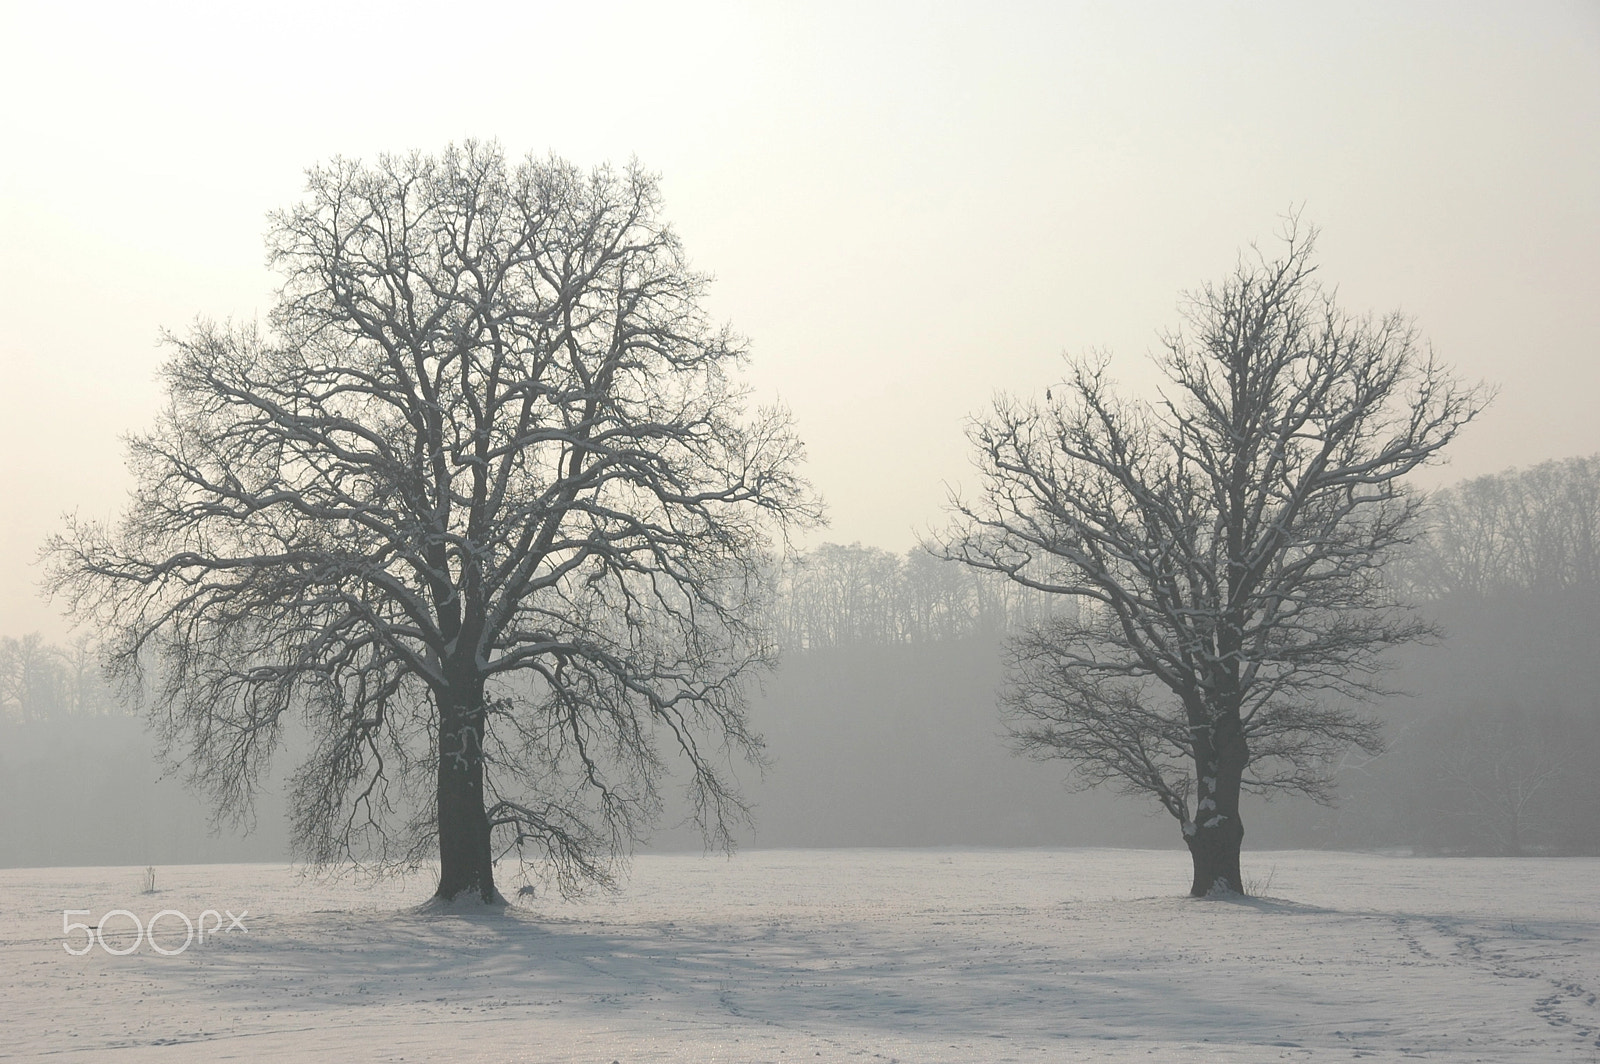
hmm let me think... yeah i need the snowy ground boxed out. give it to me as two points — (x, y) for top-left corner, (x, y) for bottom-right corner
(1, 849), (1596, 1063)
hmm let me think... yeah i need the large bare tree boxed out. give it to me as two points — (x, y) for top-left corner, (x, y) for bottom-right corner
(936, 224), (1484, 895)
(48, 143), (817, 902)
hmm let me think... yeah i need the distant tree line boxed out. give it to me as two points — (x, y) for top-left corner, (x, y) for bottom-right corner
(772, 456), (1600, 641)
(11, 548), (1130, 718)
(772, 543), (1070, 650)
(8, 457), (1598, 861)
(0, 634), (123, 721)
(1403, 455), (1600, 599)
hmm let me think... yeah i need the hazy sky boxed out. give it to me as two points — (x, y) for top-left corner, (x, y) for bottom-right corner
(2, 1), (1597, 641)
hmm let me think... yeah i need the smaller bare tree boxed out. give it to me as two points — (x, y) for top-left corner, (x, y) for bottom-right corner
(936, 221), (1485, 895)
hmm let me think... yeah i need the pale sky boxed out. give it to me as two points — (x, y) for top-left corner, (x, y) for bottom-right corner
(2, 1), (1597, 641)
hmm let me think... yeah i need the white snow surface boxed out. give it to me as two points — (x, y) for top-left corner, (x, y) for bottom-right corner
(2, 848), (1597, 1062)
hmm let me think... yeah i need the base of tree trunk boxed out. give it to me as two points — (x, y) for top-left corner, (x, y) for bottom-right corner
(435, 852), (499, 903)
(436, 788), (498, 903)
(433, 877), (503, 904)
(1185, 818), (1246, 897)
(436, 705), (498, 903)
(423, 886), (508, 909)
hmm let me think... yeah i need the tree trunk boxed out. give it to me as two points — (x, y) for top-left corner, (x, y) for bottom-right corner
(1186, 714), (1248, 897)
(435, 690), (498, 902)
(1185, 811), (1245, 896)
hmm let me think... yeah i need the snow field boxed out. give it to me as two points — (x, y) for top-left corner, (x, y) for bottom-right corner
(1, 848), (1596, 1062)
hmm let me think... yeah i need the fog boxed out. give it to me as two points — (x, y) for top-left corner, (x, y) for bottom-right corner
(4, 598), (1596, 866)
(2, 3), (1598, 868)
(7, 456), (1598, 865)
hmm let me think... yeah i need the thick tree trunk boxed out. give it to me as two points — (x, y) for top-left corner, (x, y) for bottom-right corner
(435, 690), (498, 902)
(1185, 712), (1248, 897)
(1185, 811), (1244, 896)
